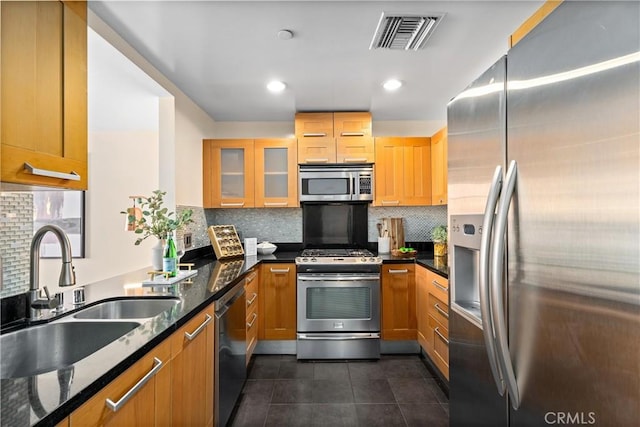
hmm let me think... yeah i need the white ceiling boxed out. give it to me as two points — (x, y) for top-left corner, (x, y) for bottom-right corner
(88, 1), (543, 122)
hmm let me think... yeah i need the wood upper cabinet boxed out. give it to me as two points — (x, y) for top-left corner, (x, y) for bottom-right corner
(1, 0), (88, 190)
(509, 0), (562, 47)
(296, 112), (373, 163)
(254, 138), (298, 208)
(430, 127), (448, 205)
(171, 303), (215, 427)
(381, 263), (417, 340)
(336, 136), (374, 163)
(333, 112), (372, 138)
(69, 338), (172, 426)
(259, 263), (296, 340)
(203, 139), (255, 208)
(374, 137), (431, 206)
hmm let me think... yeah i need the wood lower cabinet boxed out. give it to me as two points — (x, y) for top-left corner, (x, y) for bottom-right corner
(374, 137), (431, 206)
(1, 0), (88, 190)
(417, 265), (450, 379)
(245, 267), (260, 363)
(381, 263), (417, 340)
(69, 339), (172, 426)
(430, 127), (448, 205)
(259, 263), (296, 340)
(170, 303), (215, 427)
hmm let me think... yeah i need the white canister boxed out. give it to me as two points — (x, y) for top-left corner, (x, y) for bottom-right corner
(244, 238), (257, 256)
(378, 237), (391, 254)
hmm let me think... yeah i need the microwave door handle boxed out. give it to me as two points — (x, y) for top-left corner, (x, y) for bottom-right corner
(351, 175), (356, 200)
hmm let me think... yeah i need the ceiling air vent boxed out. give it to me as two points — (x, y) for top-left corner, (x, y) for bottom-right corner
(369, 12), (443, 50)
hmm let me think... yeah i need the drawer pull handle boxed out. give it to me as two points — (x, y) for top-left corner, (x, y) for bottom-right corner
(270, 268), (290, 274)
(264, 202), (288, 207)
(184, 314), (212, 341)
(341, 132), (365, 137)
(220, 202), (245, 207)
(246, 272), (257, 283)
(434, 303), (449, 319)
(432, 280), (448, 292)
(302, 133), (327, 137)
(435, 327), (449, 345)
(247, 312), (258, 328)
(106, 357), (163, 412)
(389, 269), (408, 274)
(247, 293), (258, 306)
(381, 200), (400, 205)
(24, 162), (80, 181)
(304, 158), (330, 163)
(344, 157), (368, 162)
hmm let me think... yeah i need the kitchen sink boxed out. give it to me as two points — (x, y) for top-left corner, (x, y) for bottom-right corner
(73, 298), (180, 320)
(0, 321), (141, 379)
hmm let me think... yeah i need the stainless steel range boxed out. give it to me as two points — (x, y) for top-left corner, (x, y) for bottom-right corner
(296, 247), (382, 360)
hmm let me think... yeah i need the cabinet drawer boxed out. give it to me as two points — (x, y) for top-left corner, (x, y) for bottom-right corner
(428, 315), (449, 379)
(245, 272), (259, 311)
(427, 272), (449, 304)
(246, 304), (259, 362)
(171, 305), (215, 357)
(427, 293), (449, 327)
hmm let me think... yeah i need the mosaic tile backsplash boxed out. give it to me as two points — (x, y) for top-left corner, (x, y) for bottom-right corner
(195, 205), (447, 249)
(0, 193), (33, 298)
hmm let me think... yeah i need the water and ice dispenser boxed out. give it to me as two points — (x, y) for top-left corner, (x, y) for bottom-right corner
(450, 214), (484, 328)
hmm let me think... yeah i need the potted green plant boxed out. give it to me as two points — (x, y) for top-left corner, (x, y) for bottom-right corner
(122, 190), (194, 269)
(431, 225), (448, 257)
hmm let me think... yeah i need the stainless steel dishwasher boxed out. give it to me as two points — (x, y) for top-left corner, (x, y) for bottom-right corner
(214, 279), (246, 427)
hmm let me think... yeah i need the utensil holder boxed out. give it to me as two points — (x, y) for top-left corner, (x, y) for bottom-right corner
(378, 237), (390, 254)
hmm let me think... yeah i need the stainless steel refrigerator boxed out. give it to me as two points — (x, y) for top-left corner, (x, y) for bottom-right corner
(447, 2), (639, 426)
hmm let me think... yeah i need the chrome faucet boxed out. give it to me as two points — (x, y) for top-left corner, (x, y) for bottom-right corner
(29, 225), (76, 318)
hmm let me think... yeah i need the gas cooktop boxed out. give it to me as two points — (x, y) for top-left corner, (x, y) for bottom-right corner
(296, 248), (382, 265)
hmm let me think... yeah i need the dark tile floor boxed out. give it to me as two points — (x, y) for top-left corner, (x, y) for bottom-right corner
(229, 355), (449, 427)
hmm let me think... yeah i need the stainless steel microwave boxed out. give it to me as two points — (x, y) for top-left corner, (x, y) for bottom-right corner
(299, 164), (374, 202)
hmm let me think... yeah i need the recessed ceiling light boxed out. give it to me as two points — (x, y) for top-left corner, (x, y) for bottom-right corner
(277, 29), (294, 40)
(383, 79), (402, 91)
(267, 80), (286, 93)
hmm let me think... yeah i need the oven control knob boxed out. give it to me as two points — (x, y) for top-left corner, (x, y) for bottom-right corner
(369, 258), (376, 263)
(302, 257), (308, 262)
(361, 257), (366, 262)
(311, 257), (317, 262)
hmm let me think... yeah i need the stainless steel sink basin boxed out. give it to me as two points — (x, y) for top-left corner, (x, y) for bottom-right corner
(73, 298), (180, 320)
(0, 321), (140, 379)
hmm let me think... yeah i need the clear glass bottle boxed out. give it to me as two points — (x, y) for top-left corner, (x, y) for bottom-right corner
(163, 231), (178, 277)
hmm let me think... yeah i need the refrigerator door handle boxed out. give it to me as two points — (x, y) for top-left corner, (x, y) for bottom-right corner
(490, 159), (520, 409)
(479, 165), (506, 396)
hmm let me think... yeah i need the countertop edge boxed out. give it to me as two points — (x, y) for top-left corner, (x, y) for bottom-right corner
(27, 252), (447, 426)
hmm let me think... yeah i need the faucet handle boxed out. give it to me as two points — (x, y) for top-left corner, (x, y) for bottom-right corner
(31, 287), (60, 310)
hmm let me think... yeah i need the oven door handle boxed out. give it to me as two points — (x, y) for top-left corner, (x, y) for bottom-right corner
(297, 333), (380, 340)
(297, 275), (380, 282)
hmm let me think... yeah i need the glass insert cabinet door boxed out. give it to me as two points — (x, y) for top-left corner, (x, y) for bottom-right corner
(254, 139), (298, 208)
(203, 139), (255, 208)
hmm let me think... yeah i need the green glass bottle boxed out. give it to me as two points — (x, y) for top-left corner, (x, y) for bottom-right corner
(163, 232), (178, 277)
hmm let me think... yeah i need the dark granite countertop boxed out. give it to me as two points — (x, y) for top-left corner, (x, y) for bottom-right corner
(0, 247), (446, 426)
